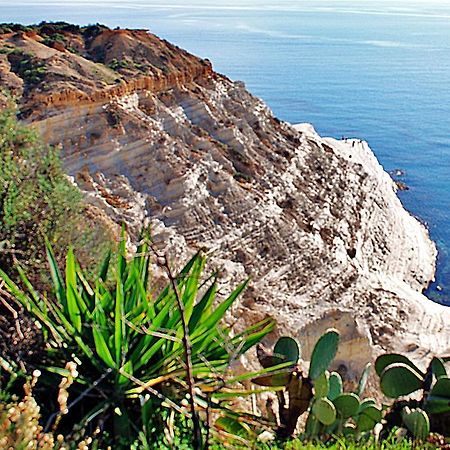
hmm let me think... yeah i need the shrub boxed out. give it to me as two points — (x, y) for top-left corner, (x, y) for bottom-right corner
(0, 107), (110, 289)
(7, 50), (46, 87)
(0, 232), (277, 447)
(108, 58), (129, 71)
(41, 33), (67, 49)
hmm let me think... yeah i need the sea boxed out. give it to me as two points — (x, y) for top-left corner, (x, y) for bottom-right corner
(2, 0), (450, 304)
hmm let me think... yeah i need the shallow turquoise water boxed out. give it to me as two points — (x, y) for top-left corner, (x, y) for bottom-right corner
(2, 1), (450, 303)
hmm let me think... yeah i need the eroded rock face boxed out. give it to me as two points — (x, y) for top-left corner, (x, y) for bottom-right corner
(2, 24), (449, 379)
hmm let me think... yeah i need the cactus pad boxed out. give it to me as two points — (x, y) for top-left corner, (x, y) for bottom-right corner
(312, 397), (337, 425)
(425, 395), (450, 414)
(380, 363), (423, 398)
(401, 407), (430, 441)
(358, 398), (376, 413)
(342, 423), (357, 437)
(333, 393), (360, 419)
(308, 329), (340, 380)
(305, 413), (320, 437)
(357, 362), (371, 397)
(274, 336), (300, 365)
(314, 371), (329, 398)
(357, 404), (382, 432)
(431, 357), (447, 380)
(328, 372), (343, 400)
(430, 376), (450, 397)
(375, 353), (424, 378)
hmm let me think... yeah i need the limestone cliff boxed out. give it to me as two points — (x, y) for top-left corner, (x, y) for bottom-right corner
(1, 23), (449, 380)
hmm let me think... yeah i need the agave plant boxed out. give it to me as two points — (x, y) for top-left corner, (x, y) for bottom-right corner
(0, 231), (276, 447)
(376, 353), (450, 439)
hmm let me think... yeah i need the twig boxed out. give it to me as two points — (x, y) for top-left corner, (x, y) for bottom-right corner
(205, 392), (211, 450)
(0, 281), (24, 339)
(123, 317), (181, 343)
(119, 369), (186, 415)
(152, 246), (203, 450)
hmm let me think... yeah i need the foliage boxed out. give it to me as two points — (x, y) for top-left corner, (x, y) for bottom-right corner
(252, 331), (383, 441)
(0, 233), (277, 447)
(37, 22), (81, 34)
(108, 58), (130, 71)
(41, 33), (67, 49)
(262, 434), (442, 449)
(0, 23), (33, 34)
(376, 352), (450, 439)
(7, 50), (47, 87)
(0, 107), (111, 291)
(82, 24), (109, 41)
(210, 428), (446, 449)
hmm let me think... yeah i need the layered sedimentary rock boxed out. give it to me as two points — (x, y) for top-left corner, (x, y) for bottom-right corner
(1, 24), (449, 380)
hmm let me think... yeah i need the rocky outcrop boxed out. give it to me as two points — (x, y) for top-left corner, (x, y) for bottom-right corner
(2, 24), (449, 381)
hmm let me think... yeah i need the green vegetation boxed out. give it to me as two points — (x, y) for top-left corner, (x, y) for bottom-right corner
(0, 231), (280, 448)
(82, 23), (109, 41)
(376, 353), (450, 438)
(41, 32), (67, 49)
(7, 50), (46, 87)
(108, 58), (130, 71)
(1, 109), (449, 448)
(251, 332), (382, 441)
(0, 23), (33, 34)
(0, 107), (110, 290)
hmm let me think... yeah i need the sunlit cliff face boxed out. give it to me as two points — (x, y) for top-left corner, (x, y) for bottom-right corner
(1, 24), (449, 382)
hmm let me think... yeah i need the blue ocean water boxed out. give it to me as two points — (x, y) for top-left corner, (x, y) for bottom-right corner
(2, 1), (450, 303)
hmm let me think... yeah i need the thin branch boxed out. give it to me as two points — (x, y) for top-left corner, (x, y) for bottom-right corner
(123, 317), (181, 343)
(0, 282), (24, 339)
(119, 369), (187, 415)
(152, 246), (203, 450)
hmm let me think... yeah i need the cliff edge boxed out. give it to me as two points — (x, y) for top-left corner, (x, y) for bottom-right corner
(1, 23), (449, 380)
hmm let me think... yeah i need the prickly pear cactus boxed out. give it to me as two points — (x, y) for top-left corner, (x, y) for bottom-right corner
(312, 397), (337, 426)
(375, 353), (424, 378)
(308, 329), (340, 381)
(274, 336), (300, 365)
(356, 403), (382, 432)
(401, 407), (430, 440)
(430, 376), (450, 397)
(431, 357), (447, 380)
(380, 363), (424, 398)
(425, 376), (450, 414)
(333, 393), (360, 419)
(357, 362), (371, 397)
(328, 371), (343, 400)
(314, 371), (329, 398)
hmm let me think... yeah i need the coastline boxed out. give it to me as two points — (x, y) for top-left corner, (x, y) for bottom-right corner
(3, 23), (449, 379)
(292, 122), (450, 369)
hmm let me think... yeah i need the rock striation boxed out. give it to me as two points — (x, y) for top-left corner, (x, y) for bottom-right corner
(1, 23), (449, 380)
